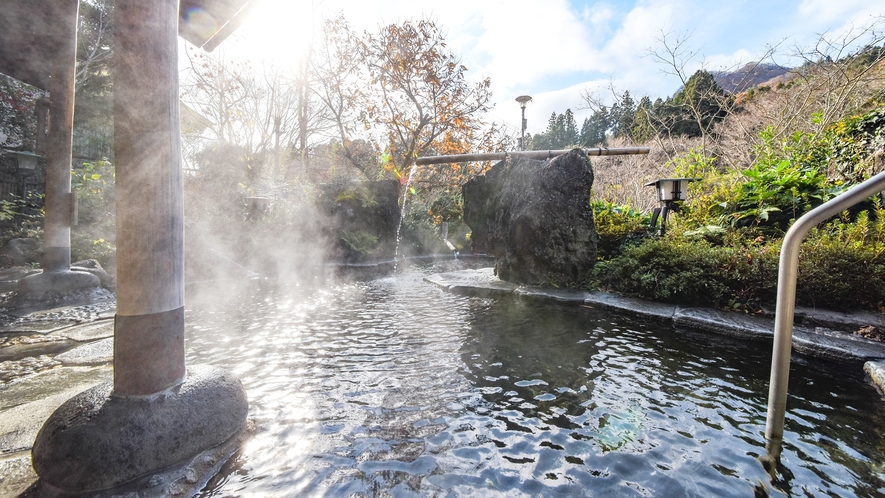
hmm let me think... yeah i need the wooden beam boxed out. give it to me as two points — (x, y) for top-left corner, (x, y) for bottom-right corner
(415, 147), (650, 165)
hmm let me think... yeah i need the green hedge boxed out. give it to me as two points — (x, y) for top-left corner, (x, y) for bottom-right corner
(598, 237), (778, 309)
(597, 227), (885, 311)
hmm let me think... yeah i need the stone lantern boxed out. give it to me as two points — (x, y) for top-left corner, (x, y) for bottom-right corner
(645, 178), (698, 235)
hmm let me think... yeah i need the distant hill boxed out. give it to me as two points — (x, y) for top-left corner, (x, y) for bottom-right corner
(713, 63), (791, 94)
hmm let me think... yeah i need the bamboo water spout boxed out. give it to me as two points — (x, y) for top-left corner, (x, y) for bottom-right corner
(414, 147), (650, 165)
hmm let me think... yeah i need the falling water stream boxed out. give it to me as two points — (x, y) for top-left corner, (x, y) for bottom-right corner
(393, 164), (419, 271)
(185, 262), (885, 497)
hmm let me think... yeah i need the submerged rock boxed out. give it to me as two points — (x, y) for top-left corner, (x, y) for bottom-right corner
(462, 149), (598, 287)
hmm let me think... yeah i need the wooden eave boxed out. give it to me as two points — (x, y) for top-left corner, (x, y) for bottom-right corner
(0, 0), (256, 90)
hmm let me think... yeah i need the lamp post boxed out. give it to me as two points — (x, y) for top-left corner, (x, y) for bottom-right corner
(7, 150), (42, 174)
(6, 150), (42, 212)
(645, 178), (698, 235)
(516, 95), (532, 150)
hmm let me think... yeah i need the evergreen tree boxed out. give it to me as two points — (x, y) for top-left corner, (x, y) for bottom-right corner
(647, 70), (731, 138)
(530, 112), (558, 150)
(579, 108), (609, 147)
(529, 109), (579, 150)
(631, 96), (654, 142)
(562, 109), (578, 146)
(609, 90), (636, 139)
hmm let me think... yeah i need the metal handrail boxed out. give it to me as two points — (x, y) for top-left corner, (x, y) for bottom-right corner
(764, 168), (885, 468)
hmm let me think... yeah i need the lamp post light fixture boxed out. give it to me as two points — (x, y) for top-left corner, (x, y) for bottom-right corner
(645, 177), (698, 235)
(244, 196), (272, 220)
(7, 150), (42, 174)
(3, 150), (45, 224)
(516, 95), (532, 150)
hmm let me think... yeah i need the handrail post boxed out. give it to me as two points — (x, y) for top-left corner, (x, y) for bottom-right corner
(764, 169), (885, 474)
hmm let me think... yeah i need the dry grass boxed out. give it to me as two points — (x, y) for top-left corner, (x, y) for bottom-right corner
(591, 136), (701, 211)
(714, 57), (885, 172)
(591, 51), (885, 212)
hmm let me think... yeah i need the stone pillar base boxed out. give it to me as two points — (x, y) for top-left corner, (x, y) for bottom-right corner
(18, 270), (100, 294)
(42, 246), (72, 274)
(30, 365), (248, 495)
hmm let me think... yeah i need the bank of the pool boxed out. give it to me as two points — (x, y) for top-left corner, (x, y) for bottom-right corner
(426, 267), (885, 392)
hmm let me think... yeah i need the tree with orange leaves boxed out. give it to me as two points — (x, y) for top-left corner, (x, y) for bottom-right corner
(316, 16), (496, 182)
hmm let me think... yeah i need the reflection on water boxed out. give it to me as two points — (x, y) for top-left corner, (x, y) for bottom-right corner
(185, 263), (885, 497)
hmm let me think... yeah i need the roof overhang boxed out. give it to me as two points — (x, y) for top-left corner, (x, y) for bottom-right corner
(179, 0), (258, 52)
(0, 0), (70, 90)
(0, 0), (256, 90)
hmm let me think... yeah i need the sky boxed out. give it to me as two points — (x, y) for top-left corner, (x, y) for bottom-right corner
(224, 0), (883, 139)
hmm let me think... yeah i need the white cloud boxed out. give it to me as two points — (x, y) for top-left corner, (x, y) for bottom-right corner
(797, 0), (883, 27)
(703, 49), (756, 72)
(474, 0), (688, 128)
(598, 1), (678, 70)
(232, 0), (885, 145)
(584, 3), (614, 24)
(798, 2), (884, 56)
(469, 1), (597, 89)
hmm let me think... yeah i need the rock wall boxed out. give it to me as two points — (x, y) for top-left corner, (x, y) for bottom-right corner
(462, 149), (598, 287)
(318, 180), (401, 264)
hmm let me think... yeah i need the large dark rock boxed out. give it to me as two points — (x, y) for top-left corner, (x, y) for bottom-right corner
(72, 258), (116, 291)
(318, 180), (401, 264)
(462, 149), (598, 287)
(1, 238), (42, 266)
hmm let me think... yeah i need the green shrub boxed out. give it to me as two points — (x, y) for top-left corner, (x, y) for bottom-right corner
(428, 191), (463, 224)
(71, 159), (116, 269)
(591, 199), (651, 259)
(0, 196), (35, 223)
(334, 185), (380, 209)
(797, 210), (885, 309)
(599, 236), (779, 309)
(797, 241), (885, 310)
(340, 229), (380, 255)
(682, 225), (728, 245)
(0, 192), (43, 245)
(829, 104), (885, 182)
(722, 127), (840, 232)
(587, 83), (885, 312)
(71, 235), (116, 265)
(670, 147), (740, 228)
(598, 209), (885, 311)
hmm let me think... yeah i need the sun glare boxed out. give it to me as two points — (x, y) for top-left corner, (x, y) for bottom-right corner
(183, 7), (219, 41)
(238, 0), (316, 66)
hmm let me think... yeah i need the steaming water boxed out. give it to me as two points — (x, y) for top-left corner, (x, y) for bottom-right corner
(185, 263), (885, 497)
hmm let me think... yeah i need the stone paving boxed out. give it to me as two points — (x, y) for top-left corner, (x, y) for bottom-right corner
(0, 289), (254, 497)
(0, 298), (116, 497)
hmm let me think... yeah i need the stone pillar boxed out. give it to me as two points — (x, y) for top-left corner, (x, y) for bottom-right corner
(31, 1), (248, 493)
(42, 0), (78, 274)
(113, 0), (186, 396)
(17, 0), (101, 297)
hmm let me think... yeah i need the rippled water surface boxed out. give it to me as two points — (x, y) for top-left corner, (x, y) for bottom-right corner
(184, 263), (885, 497)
